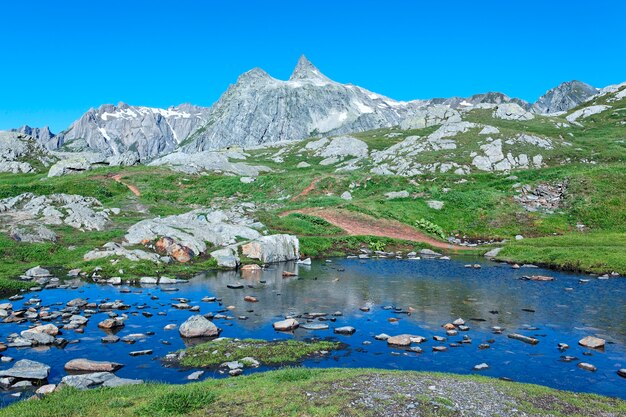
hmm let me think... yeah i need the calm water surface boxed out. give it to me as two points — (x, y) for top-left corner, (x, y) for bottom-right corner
(1, 256), (625, 406)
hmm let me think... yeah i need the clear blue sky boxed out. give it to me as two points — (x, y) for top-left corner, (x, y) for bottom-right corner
(1, 0), (625, 132)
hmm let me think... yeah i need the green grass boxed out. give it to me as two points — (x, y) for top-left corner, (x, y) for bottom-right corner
(498, 232), (626, 274)
(2, 368), (624, 417)
(177, 338), (342, 367)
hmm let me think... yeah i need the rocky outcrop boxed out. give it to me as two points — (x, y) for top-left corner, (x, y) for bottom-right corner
(566, 105), (611, 125)
(532, 81), (597, 114)
(0, 193), (116, 240)
(125, 208), (264, 258)
(493, 103), (535, 121)
(0, 131), (54, 173)
(400, 105), (461, 129)
(183, 56), (423, 152)
(241, 234), (300, 263)
(148, 151), (270, 176)
(10, 125), (59, 149)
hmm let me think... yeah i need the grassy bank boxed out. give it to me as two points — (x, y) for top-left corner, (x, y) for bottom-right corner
(2, 368), (624, 417)
(497, 232), (626, 274)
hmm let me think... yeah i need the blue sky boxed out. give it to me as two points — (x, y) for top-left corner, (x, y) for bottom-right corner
(1, 0), (625, 132)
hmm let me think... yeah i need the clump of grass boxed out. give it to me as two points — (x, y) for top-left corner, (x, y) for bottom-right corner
(138, 387), (216, 417)
(178, 338), (341, 368)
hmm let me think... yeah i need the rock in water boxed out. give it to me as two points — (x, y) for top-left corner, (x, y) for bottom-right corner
(578, 336), (605, 349)
(273, 319), (299, 331)
(577, 362), (597, 372)
(0, 359), (50, 380)
(508, 333), (539, 345)
(179, 315), (220, 338)
(386, 334), (412, 347)
(64, 359), (123, 372)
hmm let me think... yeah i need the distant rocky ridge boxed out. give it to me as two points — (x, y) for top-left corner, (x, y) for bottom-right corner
(2, 57), (621, 162)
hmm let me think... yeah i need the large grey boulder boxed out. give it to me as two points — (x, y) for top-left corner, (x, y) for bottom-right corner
(210, 247), (240, 269)
(60, 372), (142, 389)
(106, 151), (140, 167)
(47, 157), (92, 177)
(9, 224), (57, 243)
(493, 103), (535, 121)
(179, 315), (220, 338)
(64, 359), (123, 372)
(241, 234), (299, 263)
(0, 359), (50, 380)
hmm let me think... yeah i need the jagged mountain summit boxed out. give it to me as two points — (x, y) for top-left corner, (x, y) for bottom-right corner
(182, 55), (425, 152)
(430, 92), (531, 110)
(56, 103), (210, 160)
(10, 125), (59, 150)
(531, 80), (598, 114)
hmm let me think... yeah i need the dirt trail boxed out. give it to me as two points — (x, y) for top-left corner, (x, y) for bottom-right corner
(291, 178), (320, 201)
(282, 208), (465, 250)
(111, 174), (141, 197)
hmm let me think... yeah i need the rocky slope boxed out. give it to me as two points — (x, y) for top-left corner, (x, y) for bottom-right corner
(10, 126), (59, 150)
(531, 80), (598, 114)
(55, 103), (210, 160)
(182, 56), (425, 151)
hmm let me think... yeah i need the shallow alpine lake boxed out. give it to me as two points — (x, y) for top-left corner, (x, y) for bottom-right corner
(1, 256), (625, 406)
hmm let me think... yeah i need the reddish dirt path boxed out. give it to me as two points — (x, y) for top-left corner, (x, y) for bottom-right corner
(291, 177), (320, 201)
(282, 208), (465, 250)
(111, 174), (141, 197)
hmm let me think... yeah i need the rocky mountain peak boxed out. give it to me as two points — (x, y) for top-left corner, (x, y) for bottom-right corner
(532, 80), (597, 114)
(289, 55), (331, 83)
(236, 67), (273, 85)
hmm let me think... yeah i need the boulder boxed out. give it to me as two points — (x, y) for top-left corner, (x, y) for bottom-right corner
(577, 362), (597, 372)
(578, 336), (605, 349)
(64, 359), (123, 373)
(61, 372), (142, 389)
(483, 247), (502, 258)
(179, 315), (219, 338)
(0, 359), (50, 380)
(334, 326), (356, 335)
(210, 247), (240, 269)
(387, 334), (412, 347)
(47, 157), (92, 177)
(97, 317), (125, 330)
(241, 234), (299, 263)
(273, 318), (299, 331)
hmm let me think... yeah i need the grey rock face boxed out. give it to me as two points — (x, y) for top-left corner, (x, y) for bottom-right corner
(10, 125), (59, 149)
(183, 55), (423, 152)
(106, 151), (140, 167)
(57, 102), (210, 160)
(566, 105), (611, 125)
(532, 81), (597, 114)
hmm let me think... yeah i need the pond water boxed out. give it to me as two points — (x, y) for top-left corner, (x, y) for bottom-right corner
(1, 256), (625, 406)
